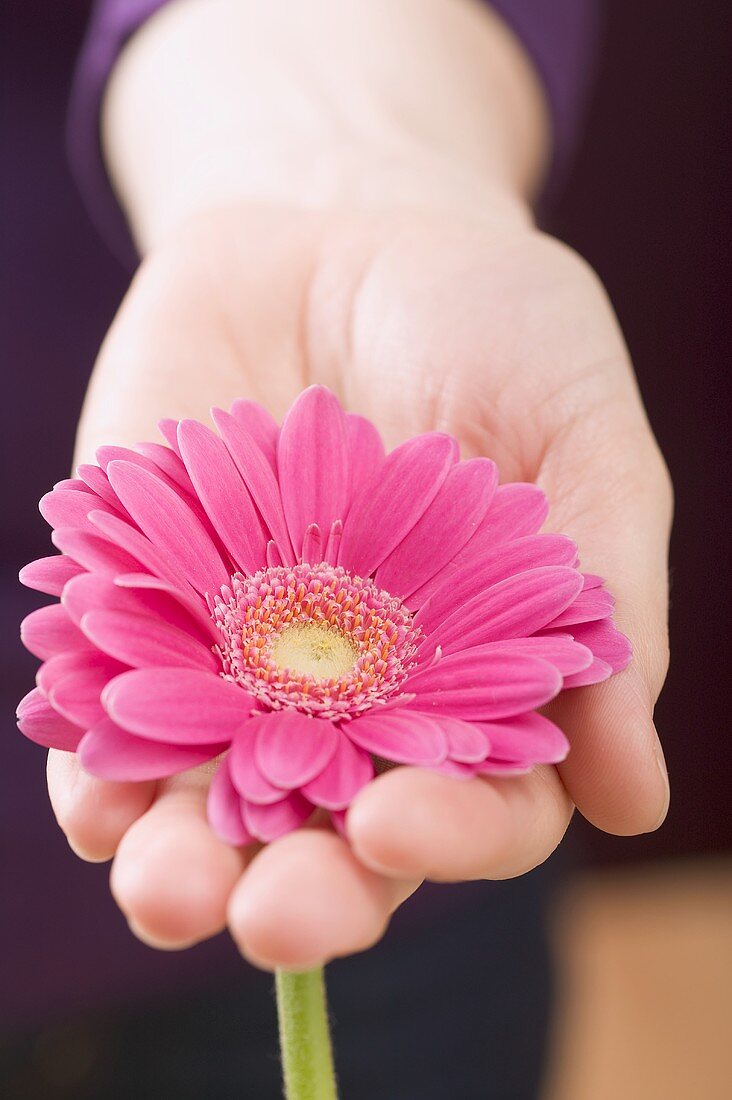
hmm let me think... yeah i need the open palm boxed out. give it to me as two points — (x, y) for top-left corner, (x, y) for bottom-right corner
(49, 203), (671, 967)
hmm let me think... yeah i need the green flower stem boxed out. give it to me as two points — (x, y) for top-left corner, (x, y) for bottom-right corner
(275, 967), (338, 1100)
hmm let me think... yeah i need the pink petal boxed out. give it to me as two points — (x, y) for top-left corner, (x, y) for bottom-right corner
(466, 482), (548, 548)
(345, 413), (385, 503)
(301, 523), (323, 565)
(229, 398), (279, 469)
(63, 573), (210, 647)
(302, 731), (374, 810)
(476, 712), (570, 763)
(435, 714), (491, 763)
(16, 687), (84, 750)
(373, 691), (418, 712)
(345, 709), (448, 766)
(134, 442), (197, 497)
(419, 567), (584, 656)
(243, 791), (313, 842)
(114, 573), (216, 642)
(89, 509), (199, 595)
(406, 652), (562, 720)
(158, 418), (183, 457)
(96, 444), (171, 482)
(562, 658), (614, 688)
(37, 649), (125, 697)
(53, 478), (93, 493)
(376, 458), (498, 599)
(254, 710), (339, 788)
(75, 463), (133, 518)
(19, 555), (85, 596)
(229, 728), (287, 804)
(207, 757), (254, 846)
(63, 571), (148, 624)
(547, 587), (615, 628)
(80, 609), (218, 671)
(106, 461), (229, 594)
(276, 386), (351, 559)
(49, 665), (115, 727)
(102, 668), (254, 743)
(80, 716), (222, 781)
(324, 519), (343, 565)
(582, 573), (604, 590)
(212, 408), (295, 565)
(410, 484), (552, 609)
(39, 488), (114, 534)
(52, 526), (146, 578)
(266, 540), (283, 568)
(413, 533), (578, 625)
(554, 617), (632, 674)
(471, 636), (594, 677)
(21, 603), (93, 660)
(177, 419), (267, 575)
(339, 432), (458, 578)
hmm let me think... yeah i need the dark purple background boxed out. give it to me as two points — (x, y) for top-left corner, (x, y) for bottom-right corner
(548, 1), (731, 864)
(2, 0), (729, 1030)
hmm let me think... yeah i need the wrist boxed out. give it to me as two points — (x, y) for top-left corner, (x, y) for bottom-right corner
(103, 0), (547, 253)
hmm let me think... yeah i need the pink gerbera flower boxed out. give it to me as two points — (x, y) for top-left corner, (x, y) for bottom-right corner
(17, 386), (631, 845)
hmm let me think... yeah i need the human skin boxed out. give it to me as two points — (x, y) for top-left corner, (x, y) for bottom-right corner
(46, 0), (672, 968)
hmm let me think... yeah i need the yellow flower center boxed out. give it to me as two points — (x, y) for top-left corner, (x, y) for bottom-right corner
(271, 622), (358, 681)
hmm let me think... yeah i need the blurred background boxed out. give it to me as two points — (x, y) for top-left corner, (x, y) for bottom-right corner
(2, 2), (730, 1097)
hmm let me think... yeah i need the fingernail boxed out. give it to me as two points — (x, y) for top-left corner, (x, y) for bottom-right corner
(66, 836), (111, 864)
(127, 918), (190, 951)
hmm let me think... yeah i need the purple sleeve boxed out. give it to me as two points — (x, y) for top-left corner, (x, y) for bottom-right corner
(490, 0), (602, 196)
(67, 0), (170, 268)
(68, 0), (601, 267)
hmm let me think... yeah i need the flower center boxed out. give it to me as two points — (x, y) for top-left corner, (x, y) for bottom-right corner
(210, 563), (420, 719)
(271, 622), (357, 680)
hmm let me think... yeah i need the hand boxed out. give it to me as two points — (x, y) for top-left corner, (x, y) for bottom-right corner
(47, 198), (671, 968)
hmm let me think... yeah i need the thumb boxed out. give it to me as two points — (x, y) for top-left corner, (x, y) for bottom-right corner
(540, 396), (672, 835)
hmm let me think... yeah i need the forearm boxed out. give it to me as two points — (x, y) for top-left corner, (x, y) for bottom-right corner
(102, 0), (548, 253)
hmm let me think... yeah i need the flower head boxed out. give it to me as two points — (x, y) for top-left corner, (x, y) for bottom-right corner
(18, 386), (631, 845)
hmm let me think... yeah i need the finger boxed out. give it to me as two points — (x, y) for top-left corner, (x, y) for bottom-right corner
(110, 770), (249, 949)
(547, 666), (669, 836)
(228, 829), (418, 971)
(540, 381), (673, 834)
(347, 766), (572, 882)
(47, 749), (156, 862)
